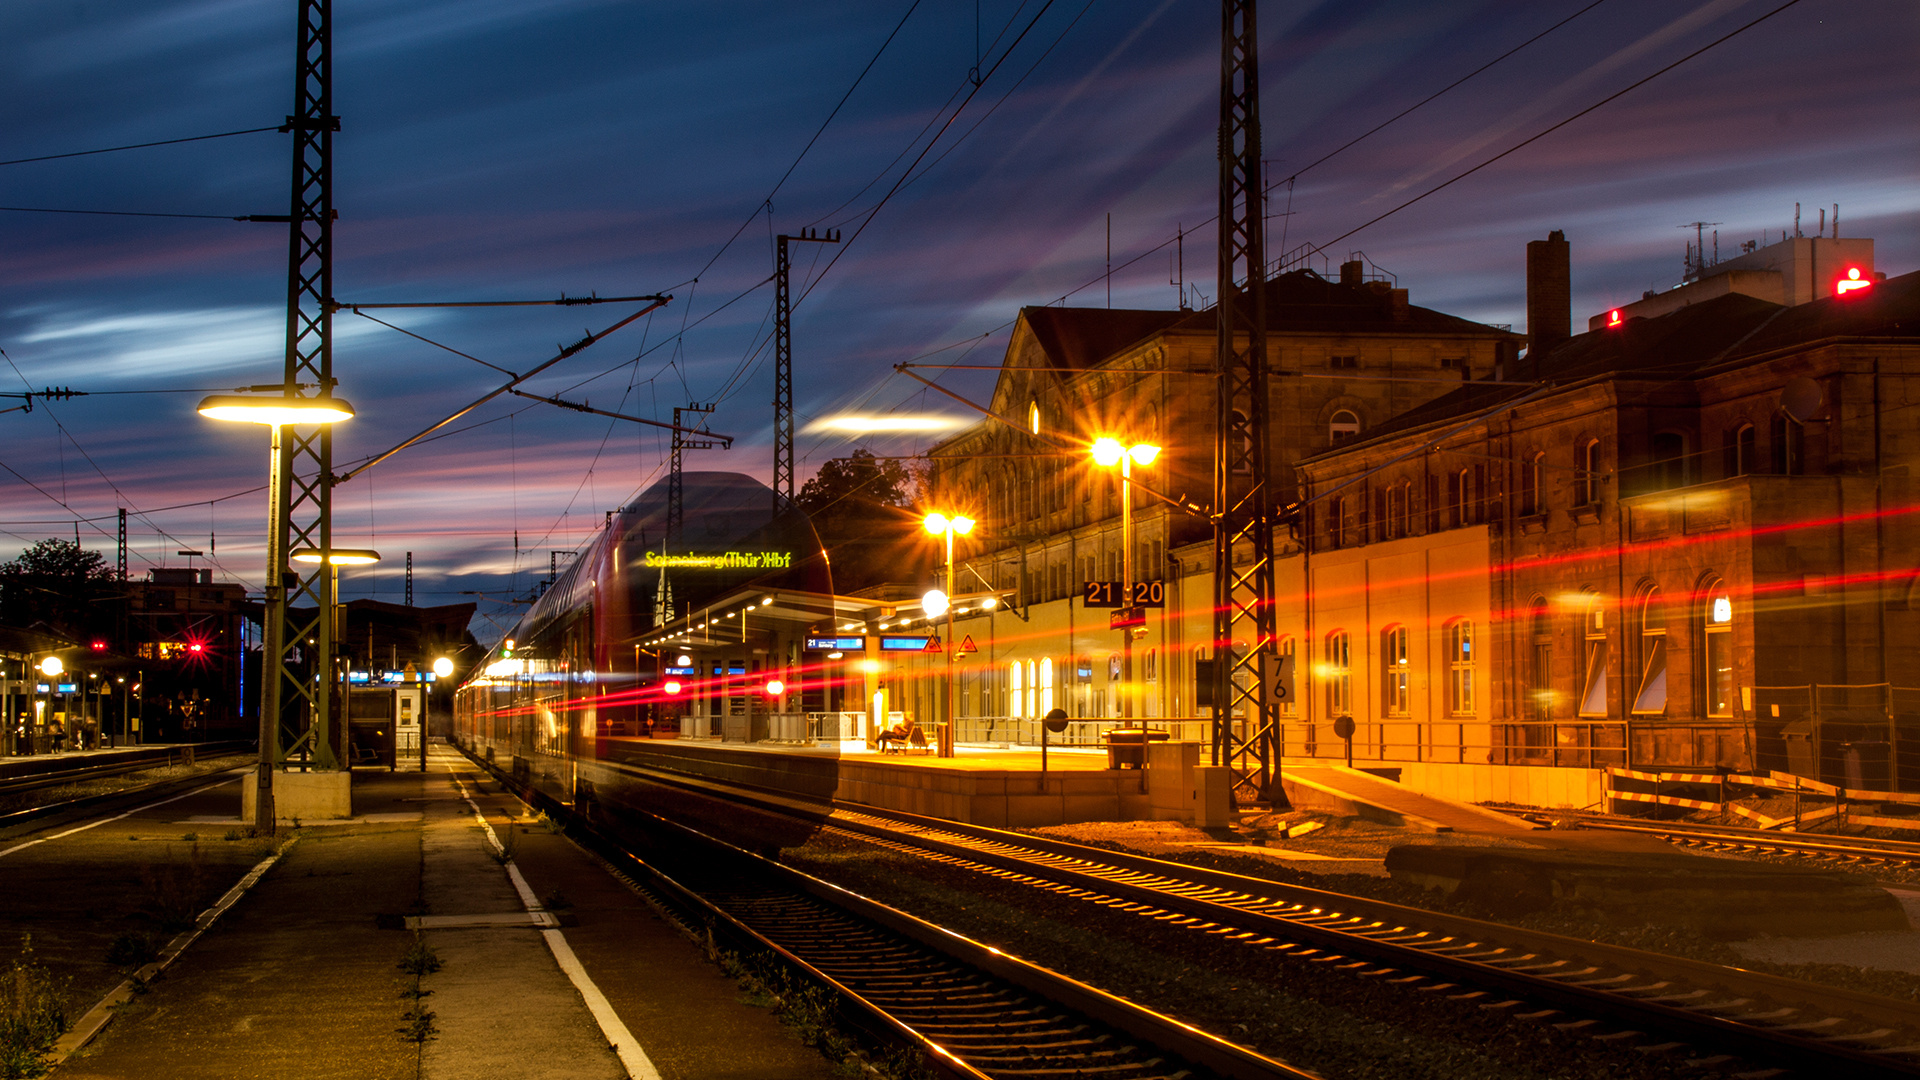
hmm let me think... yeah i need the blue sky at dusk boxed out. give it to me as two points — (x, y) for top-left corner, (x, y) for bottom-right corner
(1, 0), (1914, 638)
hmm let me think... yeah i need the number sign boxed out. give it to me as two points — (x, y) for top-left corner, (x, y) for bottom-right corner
(1083, 580), (1166, 608)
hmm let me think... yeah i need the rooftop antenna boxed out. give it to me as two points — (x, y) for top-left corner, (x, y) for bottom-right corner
(1169, 224), (1189, 310)
(1818, 207), (1825, 237)
(1679, 222), (1720, 280)
(1833, 203), (1840, 238)
(1795, 202), (1801, 238)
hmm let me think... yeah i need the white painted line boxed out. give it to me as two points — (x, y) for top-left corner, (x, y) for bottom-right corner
(0, 775), (241, 861)
(445, 760), (661, 1080)
(47, 839), (292, 1066)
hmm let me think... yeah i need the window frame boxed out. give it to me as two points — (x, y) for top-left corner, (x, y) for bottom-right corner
(1444, 619), (1475, 717)
(1382, 625), (1410, 718)
(1325, 630), (1352, 720)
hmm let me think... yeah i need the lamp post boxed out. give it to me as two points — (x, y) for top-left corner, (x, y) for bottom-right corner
(292, 545), (379, 773)
(200, 393), (355, 833)
(921, 511), (975, 759)
(1091, 438), (1160, 725)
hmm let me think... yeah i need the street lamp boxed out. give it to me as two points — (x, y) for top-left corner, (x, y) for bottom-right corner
(291, 546), (380, 776)
(1090, 438), (1160, 725)
(200, 392), (355, 833)
(922, 511), (975, 758)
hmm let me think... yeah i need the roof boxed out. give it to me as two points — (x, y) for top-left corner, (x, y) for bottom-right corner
(1302, 268), (1919, 463)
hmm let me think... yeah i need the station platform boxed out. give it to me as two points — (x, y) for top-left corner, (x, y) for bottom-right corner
(0, 741), (230, 780)
(8, 747), (840, 1080)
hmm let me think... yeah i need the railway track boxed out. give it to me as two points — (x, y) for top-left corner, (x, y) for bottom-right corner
(587, 759), (1920, 1078)
(0, 743), (253, 828)
(1513, 810), (1920, 873)
(466, 751), (1313, 1080)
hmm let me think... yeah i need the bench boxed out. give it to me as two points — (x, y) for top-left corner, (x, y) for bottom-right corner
(1102, 728), (1170, 769)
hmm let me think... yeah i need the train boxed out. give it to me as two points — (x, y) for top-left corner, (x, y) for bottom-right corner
(452, 470), (834, 808)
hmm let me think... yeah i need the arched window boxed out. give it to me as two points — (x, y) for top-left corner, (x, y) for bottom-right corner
(1039, 657), (1055, 716)
(1702, 580), (1733, 717)
(1650, 431), (1689, 491)
(1579, 588), (1610, 717)
(1382, 625), (1410, 717)
(1772, 414), (1804, 475)
(1385, 484), (1404, 540)
(1725, 424), (1756, 478)
(1577, 440), (1603, 506)
(1325, 631), (1352, 719)
(1398, 481), (1413, 537)
(1520, 451), (1547, 516)
(1008, 660), (1024, 718)
(1444, 620), (1475, 716)
(1329, 409), (1360, 445)
(1631, 587), (1668, 715)
(1526, 599), (1552, 723)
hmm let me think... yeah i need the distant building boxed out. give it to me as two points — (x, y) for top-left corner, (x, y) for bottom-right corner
(126, 567), (250, 741)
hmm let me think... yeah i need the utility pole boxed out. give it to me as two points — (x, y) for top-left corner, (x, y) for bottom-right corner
(256, 0), (342, 832)
(773, 228), (840, 519)
(1211, 0), (1280, 805)
(404, 551), (412, 607)
(668, 402), (720, 546)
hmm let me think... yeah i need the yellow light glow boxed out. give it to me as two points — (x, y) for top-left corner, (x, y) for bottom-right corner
(923, 512), (949, 536)
(431, 657), (454, 678)
(39, 656), (63, 677)
(1129, 443), (1161, 466)
(765, 679), (785, 696)
(1091, 438), (1124, 467)
(290, 547), (381, 565)
(951, 515), (975, 535)
(922, 589), (949, 618)
(197, 394), (355, 426)
(858, 659), (881, 674)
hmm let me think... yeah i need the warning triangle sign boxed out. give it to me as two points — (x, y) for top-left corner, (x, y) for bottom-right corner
(957, 634), (978, 655)
(923, 636), (943, 653)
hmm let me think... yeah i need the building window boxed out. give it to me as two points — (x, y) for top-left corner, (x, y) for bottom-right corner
(1325, 631), (1351, 720)
(1577, 439), (1602, 506)
(1579, 589), (1609, 717)
(1526, 599), (1552, 723)
(1520, 452), (1546, 516)
(1039, 657), (1055, 716)
(1650, 431), (1689, 491)
(1382, 626), (1410, 717)
(1329, 409), (1360, 444)
(1276, 637), (1297, 716)
(1725, 424), (1756, 478)
(1328, 354), (1358, 369)
(1703, 581), (1733, 718)
(1385, 485), (1404, 539)
(1329, 496), (1347, 548)
(1008, 660), (1023, 718)
(1631, 587), (1668, 715)
(1398, 482), (1413, 537)
(1772, 414), (1804, 475)
(1444, 620), (1475, 716)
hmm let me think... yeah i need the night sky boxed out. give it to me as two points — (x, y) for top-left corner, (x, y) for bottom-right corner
(1, 0), (1914, 640)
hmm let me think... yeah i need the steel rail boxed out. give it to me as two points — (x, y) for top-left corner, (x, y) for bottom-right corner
(0, 742), (252, 797)
(1517, 811), (1920, 864)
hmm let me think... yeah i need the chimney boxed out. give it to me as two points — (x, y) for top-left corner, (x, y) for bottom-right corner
(1525, 229), (1571, 361)
(1340, 259), (1364, 286)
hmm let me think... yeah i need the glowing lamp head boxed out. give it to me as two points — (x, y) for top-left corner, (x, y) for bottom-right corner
(922, 512), (948, 536)
(1129, 443), (1161, 466)
(662, 680), (682, 696)
(1836, 266), (1872, 296)
(432, 657), (454, 678)
(188, 642), (204, 654)
(197, 394), (355, 426)
(290, 547), (381, 566)
(1091, 438), (1125, 467)
(38, 656), (62, 677)
(764, 679), (785, 696)
(922, 589), (949, 618)
(675, 653), (692, 666)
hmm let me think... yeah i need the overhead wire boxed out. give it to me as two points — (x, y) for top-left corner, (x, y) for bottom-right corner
(0, 125), (281, 168)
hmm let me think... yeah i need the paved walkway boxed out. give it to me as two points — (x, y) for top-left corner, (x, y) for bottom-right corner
(54, 749), (839, 1079)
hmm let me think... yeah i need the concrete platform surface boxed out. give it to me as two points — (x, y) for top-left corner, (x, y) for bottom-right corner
(45, 749), (840, 1080)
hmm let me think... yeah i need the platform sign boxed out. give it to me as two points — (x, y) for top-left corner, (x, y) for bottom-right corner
(957, 635), (978, 655)
(1259, 651), (1296, 709)
(879, 636), (932, 652)
(805, 636), (863, 651)
(923, 637), (943, 654)
(1083, 580), (1166, 608)
(1109, 606), (1147, 631)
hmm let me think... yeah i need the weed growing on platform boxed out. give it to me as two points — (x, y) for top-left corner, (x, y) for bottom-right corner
(397, 937), (441, 977)
(398, 1006), (438, 1043)
(489, 826), (518, 864)
(104, 932), (160, 970)
(537, 812), (563, 835)
(0, 936), (69, 1079)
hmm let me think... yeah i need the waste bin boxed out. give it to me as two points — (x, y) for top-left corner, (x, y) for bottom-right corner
(1780, 718), (1817, 779)
(1844, 740), (1890, 792)
(1102, 728), (1169, 769)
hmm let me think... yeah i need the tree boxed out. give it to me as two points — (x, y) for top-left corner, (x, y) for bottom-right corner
(0, 539), (119, 638)
(795, 450), (932, 592)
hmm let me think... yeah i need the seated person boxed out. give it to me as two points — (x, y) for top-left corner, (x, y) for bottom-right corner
(875, 719), (912, 752)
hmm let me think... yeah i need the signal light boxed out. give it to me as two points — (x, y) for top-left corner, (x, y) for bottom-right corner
(764, 679), (786, 697)
(90, 640), (107, 652)
(188, 642), (204, 653)
(662, 680), (682, 695)
(1836, 267), (1872, 296)
(1606, 309), (1623, 328)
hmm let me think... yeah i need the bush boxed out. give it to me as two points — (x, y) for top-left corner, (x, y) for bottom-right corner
(0, 937), (69, 1079)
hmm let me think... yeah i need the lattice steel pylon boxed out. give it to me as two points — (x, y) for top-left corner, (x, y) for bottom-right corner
(1210, 0), (1280, 805)
(256, 0), (342, 831)
(772, 228), (839, 519)
(668, 402), (720, 545)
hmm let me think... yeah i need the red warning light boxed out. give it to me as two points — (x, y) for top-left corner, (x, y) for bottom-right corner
(1606, 309), (1624, 328)
(1836, 266), (1872, 297)
(90, 640), (108, 652)
(662, 680), (682, 695)
(188, 642), (204, 654)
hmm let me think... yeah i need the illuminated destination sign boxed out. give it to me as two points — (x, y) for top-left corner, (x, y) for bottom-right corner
(643, 551), (793, 570)
(805, 636), (864, 651)
(880, 636), (932, 652)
